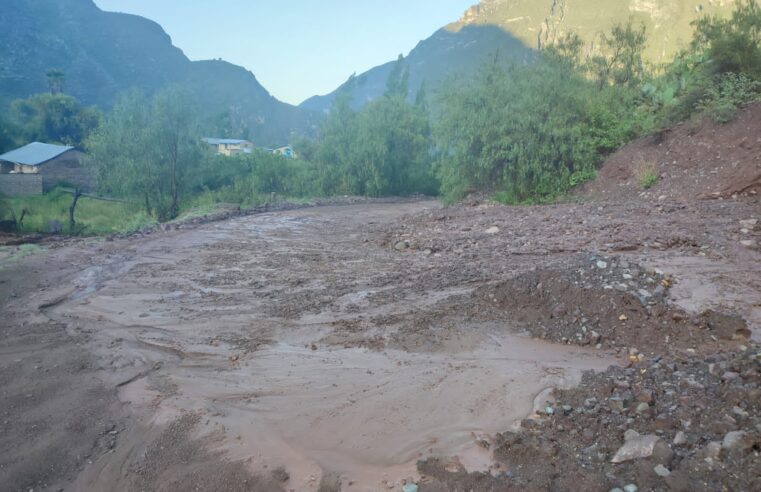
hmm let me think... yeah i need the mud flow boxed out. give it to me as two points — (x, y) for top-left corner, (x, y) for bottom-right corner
(27, 203), (616, 491)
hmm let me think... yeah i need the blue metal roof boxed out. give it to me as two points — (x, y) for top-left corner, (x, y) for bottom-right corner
(202, 138), (251, 145)
(0, 142), (75, 166)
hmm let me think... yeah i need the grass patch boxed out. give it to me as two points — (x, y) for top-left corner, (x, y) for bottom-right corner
(3, 189), (155, 235)
(639, 167), (659, 190)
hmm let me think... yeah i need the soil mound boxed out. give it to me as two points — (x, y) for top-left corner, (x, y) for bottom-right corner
(472, 256), (750, 355)
(585, 103), (761, 201)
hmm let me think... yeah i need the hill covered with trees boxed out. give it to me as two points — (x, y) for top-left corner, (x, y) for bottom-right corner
(0, 0), (317, 145)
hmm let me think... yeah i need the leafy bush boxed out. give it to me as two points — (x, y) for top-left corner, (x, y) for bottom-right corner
(696, 72), (761, 122)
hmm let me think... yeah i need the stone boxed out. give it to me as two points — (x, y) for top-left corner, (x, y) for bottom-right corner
(597, 260), (608, 269)
(636, 402), (650, 413)
(624, 429), (640, 441)
(654, 464), (671, 477)
(722, 431), (750, 452)
(485, 226), (500, 234)
(673, 431), (687, 446)
(623, 485), (638, 492)
(394, 241), (409, 251)
(722, 371), (741, 381)
(703, 311), (751, 340)
(402, 485), (419, 492)
(740, 239), (757, 249)
(611, 434), (662, 463)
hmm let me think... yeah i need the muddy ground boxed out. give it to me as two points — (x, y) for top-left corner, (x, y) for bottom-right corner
(0, 188), (759, 492)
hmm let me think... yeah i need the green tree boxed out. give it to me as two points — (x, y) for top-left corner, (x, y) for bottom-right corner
(385, 54), (410, 98)
(692, 0), (761, 77)
(588, 20), (648, 89)
(435, 55), (637, 204)
(86, 87), (201, 220)
(10, 93), (101, 147)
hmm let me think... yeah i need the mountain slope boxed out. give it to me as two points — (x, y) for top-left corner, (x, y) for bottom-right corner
(456, 0), (739, 61)
(301, 24), (531, 113)
(302, 0), (738, 113)
(0, 0), (316, 144)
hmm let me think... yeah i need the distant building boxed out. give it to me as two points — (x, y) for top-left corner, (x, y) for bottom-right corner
(268, 145), (296, 159)
(0, 142), (92, 195)
(202, 138), (254, 156)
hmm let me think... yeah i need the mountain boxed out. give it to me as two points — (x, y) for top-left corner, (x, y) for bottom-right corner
(455, 0), (739, 61)
(301, 0), (738, 113)
(300, 25), (532, 113)
(0, 0), (317, 145)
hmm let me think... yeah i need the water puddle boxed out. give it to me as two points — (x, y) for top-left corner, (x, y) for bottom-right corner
(120, 332), (617, 491)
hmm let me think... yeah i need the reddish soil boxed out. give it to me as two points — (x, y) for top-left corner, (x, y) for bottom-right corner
(584, 102), (761, 201)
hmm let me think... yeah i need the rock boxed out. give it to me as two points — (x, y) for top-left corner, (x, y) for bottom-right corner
(610, 489), (624, 492)
(609, 397), (626, 413)
(636, 402), (650, 413)
(703, 311), (751, 340)
(624, 429), (640, 441)
(402, 485), (419, 492)
(740, 239), (757, 249)
(654, 464), (671, 477)
(722, 371), (741, 381)
(623, 485), (638, 492)
(722, 431), (750, 452)
(485, 226), (500, 235)
(597, 260), (608, 269)
(673, 431), (687, 446)
(740, 219), (759, 229)
(611, 434), (662, 463)
(394, 240), (409, 251)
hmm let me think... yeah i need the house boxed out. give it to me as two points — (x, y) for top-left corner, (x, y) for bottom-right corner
(202, 138), (254, 156)
(0, 142), (92, 195)
(268, 145), (296, 159)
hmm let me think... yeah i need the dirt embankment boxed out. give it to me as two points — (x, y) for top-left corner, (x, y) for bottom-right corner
(584, 102), (761, 201)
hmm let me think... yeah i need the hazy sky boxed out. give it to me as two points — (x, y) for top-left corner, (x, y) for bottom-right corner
(94, 0), (475, 105)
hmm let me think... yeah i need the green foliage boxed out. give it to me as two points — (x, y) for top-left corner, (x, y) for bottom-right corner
(310, 58), (436, 197)
(5, 188), (153, 235)
(692, 0), (761, 78)
(434, 54), (640, 204)
(639, 167), (659, 189)
(9, 93), (101, 147)
(696, 72), (761, 122)
(587, 20), (649, 90)
(86, 87), (201, 221)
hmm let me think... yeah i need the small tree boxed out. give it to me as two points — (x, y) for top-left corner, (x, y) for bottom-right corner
(86, 87), (201, 221)
(10, 93), (100, 147)
(692, 0), (761, 77)
(588, 20), (648, 89)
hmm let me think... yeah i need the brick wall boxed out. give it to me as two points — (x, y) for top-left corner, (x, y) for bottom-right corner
(38, 150), (95, 192)
(0, 174), (43, 196)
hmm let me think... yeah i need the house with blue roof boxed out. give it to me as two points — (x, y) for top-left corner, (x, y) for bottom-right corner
(0, 142), (92, 195)
(202, 138), (254, 156)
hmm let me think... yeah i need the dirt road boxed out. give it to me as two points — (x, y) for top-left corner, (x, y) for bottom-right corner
(1, 197), (760, 491)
